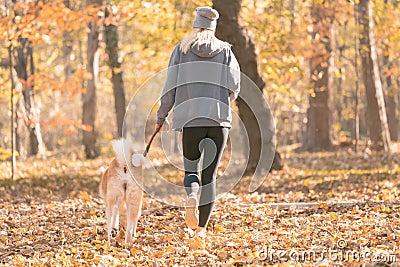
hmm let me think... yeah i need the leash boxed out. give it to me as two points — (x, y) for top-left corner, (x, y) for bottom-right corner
(143, 126), (162, 157)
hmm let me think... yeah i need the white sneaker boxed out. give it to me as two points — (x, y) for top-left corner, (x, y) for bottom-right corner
(185, 195), (199, 229)
(195, 227), (207, 239)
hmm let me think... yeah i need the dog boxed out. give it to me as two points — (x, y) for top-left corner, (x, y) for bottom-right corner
(99, 138), (148, 243)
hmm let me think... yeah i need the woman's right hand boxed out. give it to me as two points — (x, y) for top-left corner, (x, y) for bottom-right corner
(155, 119), (170, 132)
(155, 123), (163, 132)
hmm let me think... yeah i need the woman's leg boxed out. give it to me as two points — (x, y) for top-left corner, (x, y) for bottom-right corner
(198, 127), (228, 228)
(182, 127), (208, 229)
(182, 127), (207, 194)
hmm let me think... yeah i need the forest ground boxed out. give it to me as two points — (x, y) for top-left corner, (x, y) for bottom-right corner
(0, 145), (400, 266)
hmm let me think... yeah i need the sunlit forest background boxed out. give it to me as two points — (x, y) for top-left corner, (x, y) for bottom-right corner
(1, 0), (399, 163)
(1, 0), (400, 265)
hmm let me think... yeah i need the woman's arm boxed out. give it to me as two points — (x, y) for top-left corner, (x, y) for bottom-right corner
(227, 49), (240, 102)
(156, 88), (175, 125)
(156, 45), (180, 125)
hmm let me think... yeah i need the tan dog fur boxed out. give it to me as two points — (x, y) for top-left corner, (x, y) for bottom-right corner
(99, 139), (147, 244)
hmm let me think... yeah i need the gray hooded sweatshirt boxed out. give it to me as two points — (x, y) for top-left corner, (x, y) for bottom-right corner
(156, 40), (241, 130)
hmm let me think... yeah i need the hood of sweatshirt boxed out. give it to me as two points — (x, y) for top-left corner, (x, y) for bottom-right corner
(190, 41), (229, 58)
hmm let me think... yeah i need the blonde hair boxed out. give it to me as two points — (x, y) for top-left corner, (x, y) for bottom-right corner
(180, 28), (229, 54)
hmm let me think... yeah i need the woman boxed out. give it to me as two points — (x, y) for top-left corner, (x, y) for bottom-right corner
(156, 6), (240, 238)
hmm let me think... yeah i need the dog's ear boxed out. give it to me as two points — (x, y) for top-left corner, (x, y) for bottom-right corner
(141, 156), (151, 168)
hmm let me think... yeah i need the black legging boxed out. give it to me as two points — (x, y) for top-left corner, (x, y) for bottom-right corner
(182, 126), (228, 228)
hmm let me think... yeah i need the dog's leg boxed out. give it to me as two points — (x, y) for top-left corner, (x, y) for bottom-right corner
(111, 200), (120, 233)
(109, 196), (122, 242)
(125, 197), (142, 244)
(125, 204), (137, 244)
(106, 201), (114, 242)
(106, 203), (111, 242)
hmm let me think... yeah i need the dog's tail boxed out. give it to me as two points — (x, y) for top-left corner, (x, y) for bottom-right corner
(112, 138), (131, 165)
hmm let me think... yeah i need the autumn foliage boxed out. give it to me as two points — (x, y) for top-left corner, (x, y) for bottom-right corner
(0, 0), (400, 265)
(1, 149), (399, 265)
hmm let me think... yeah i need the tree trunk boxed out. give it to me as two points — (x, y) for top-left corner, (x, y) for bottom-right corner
(11, 1), (46, 157)
(105, 5), (126, 138)
(359, 0), (391, 151)
(24, 45), (38, 156)
(63, 0), (73, 80)
(382, 45), (397, 141)
(27, 45), (46, 156)
(289, 0), (296, 34)
(14, 38), (45, 156)
(305, 2), (332, 151)
(354, 3), (361, 152)
(14, 38), (28, 157)
(15, 97), (26, 157)
(9, 45), (16, 180)
(213, 0), (282, 172)
(82, 0), (102, 159)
